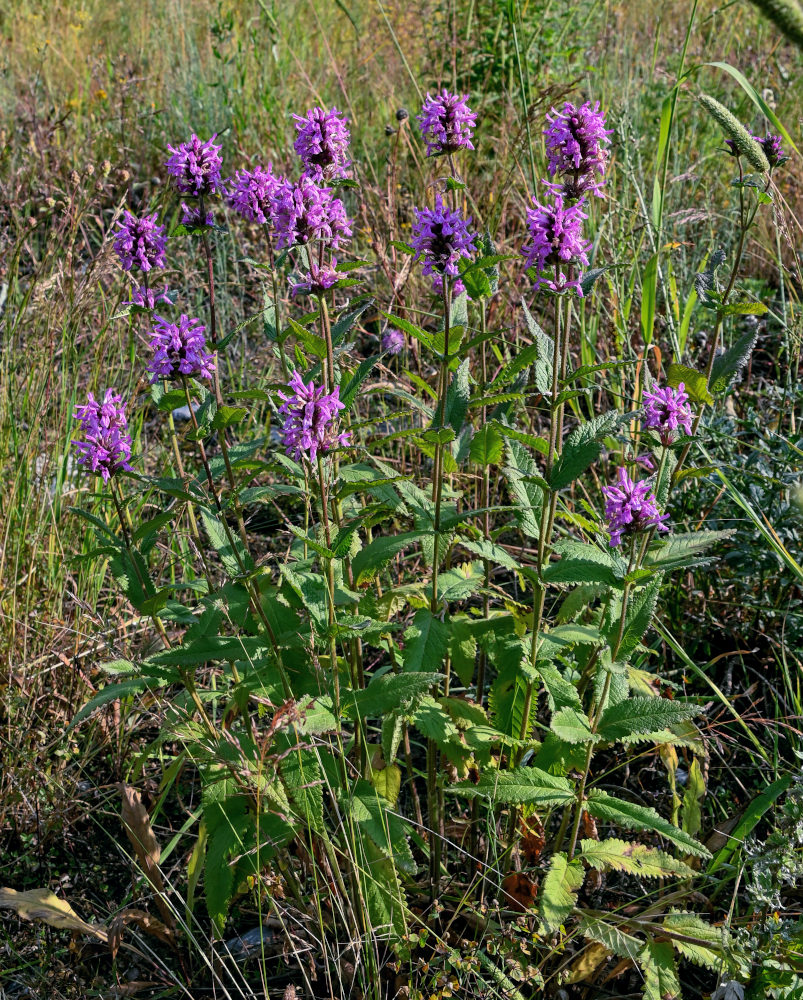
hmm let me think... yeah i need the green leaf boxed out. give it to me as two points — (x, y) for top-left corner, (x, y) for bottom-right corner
(640, 252), (659, 347)
(402, 609), (450, 672)
(551, 708), (598, 744)
(411, 697), (465, 762)
(443, 358), (471, 434)
(580, 839), (695, 879)
(340, 355), (380, 410)
(211, 405), (248, 430)
(332, 299), (373, 346)
(612, 576), (662, 660)
(344, 671), (440, 720)
(70, 678), (150, 727)
(639, 939), (681, 1000)
(645, 530), (734, 572)
(708, 774), (792, 873)
(544, 539), (620, 587)
(286, 317), (327, 358)
(346, 778), (415, 874)
(351, 531), (428, 585)
(579, 916), (643, 962)
(662, 911), (728, 969)
(503, 437), (543, 539)
(667, 363), (712, 405)
(199, 508), (253, 577)
(204, 796), (251, 934)
(585, 790), (710, 857)
(709, 328), (760, 394)
(596, 698), (698, 744)
(470, 423), (504, 466)
(279, 745), (325, 834)
(521, 299), (554, 397)
(539, 853), (585, 933)
(380, 312), (432, 351)
(451, 767), (575, 805)
(682, 757), (705, 838)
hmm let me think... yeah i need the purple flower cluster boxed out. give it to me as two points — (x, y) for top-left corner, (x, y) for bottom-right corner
(642, 382), (694, 445)
(382, 328), (405, 355)
(418, 90), (477, 158)
(72, 390), (133, 482)
(291, 260), (340, 298)
(410, 196), (477, 291)
(227, 165), (284, 225)
(754, 133), (785, 167)
(293, 107), (351, 182)
(147, 314), (216, 384)
(125, 285), (173, 310)
(544, 101), (611, 199)
(273, 177), (352, 251)
(165, 134), (224, 197)
(113, 210), (167, 273)
(277, 371), (351, 463)
(522, 194), (591, 294)
(603, 467), (669, 547)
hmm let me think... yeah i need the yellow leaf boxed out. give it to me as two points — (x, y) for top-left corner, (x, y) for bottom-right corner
(372, 764), (402, 806)
(0, 887), (108, 941)
(565, 941), (610, 983)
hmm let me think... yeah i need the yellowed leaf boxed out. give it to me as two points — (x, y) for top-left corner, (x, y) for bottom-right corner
(564, 941), (611, 983)
(0, 887), (107, 941)
(372, 763), (402, 806)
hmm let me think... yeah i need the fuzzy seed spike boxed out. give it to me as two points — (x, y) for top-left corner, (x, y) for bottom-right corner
(750, 0), (803, 49)
(699, 95), (771, 172)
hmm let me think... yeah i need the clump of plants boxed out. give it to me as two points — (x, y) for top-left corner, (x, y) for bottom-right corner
(5, 72), (794, 1000)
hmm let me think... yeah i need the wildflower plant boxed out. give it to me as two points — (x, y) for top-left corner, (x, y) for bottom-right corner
(66, 79), (789, 1000)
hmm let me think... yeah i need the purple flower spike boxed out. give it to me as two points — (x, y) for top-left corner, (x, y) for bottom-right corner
(227, 164), (285, 225)
(603, 467), (669, 547)
(113, 210), (167, 273)
(165, 134), (224, 197)
(382, 328), (405, 355)
(181, 201), (214, 228)
(277, 371), (351, 463)
(642, 382), (694, 445)
(411, 196), (477, 291)
(72, 390), (133, 482)
(272, 177), (352, 251)
(124, 285), (174, 310)
(523, 193), (591, 295)
(293, 107), (351, 182)
(544, 100), (611, 198)
(432, 273), (466, 298)
(291, 260), (340, 298)
(417, 90), (477, 157)
(754, 133), (785, 167)
(147, 314), (216, 384)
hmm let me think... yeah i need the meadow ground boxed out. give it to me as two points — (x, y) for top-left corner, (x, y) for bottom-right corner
(1, 1), (802, 998)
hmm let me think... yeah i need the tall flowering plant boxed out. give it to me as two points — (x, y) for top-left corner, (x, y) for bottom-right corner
(65, 77), (785, 1000)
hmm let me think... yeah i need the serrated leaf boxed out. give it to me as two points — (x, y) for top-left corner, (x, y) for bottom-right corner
(662, 911), (728, 969)
(709, 328), (760, 394)
(442, 358), (471, 434)
(645, 530), (734, 571)
(344, 671), (440, 719)
(539, 853), (585, 933)
(346, 778), (415, 874)
(451, 766), (575, 805)
(596, 697), (698, 744)
(640, 939), (681, 1000)
(280, 746), (324, 834)
(402, 609), (450, 672)
(199, 509), (253, 577)
(585, 790), (710, 857)
(551, 707), (598, 744)
(351, 531), (428, 585)
(470, 423), (504, 466)
(612, 576), (662, 660)
(580, 839), (695, 878)
(579, 916), (643, 961)
(667, 362), (713, 405)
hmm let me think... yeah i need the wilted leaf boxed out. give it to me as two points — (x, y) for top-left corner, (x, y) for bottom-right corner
(0, 887), (108, 941)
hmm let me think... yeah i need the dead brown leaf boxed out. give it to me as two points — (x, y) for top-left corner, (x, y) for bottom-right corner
(120, 784), (174, 928)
